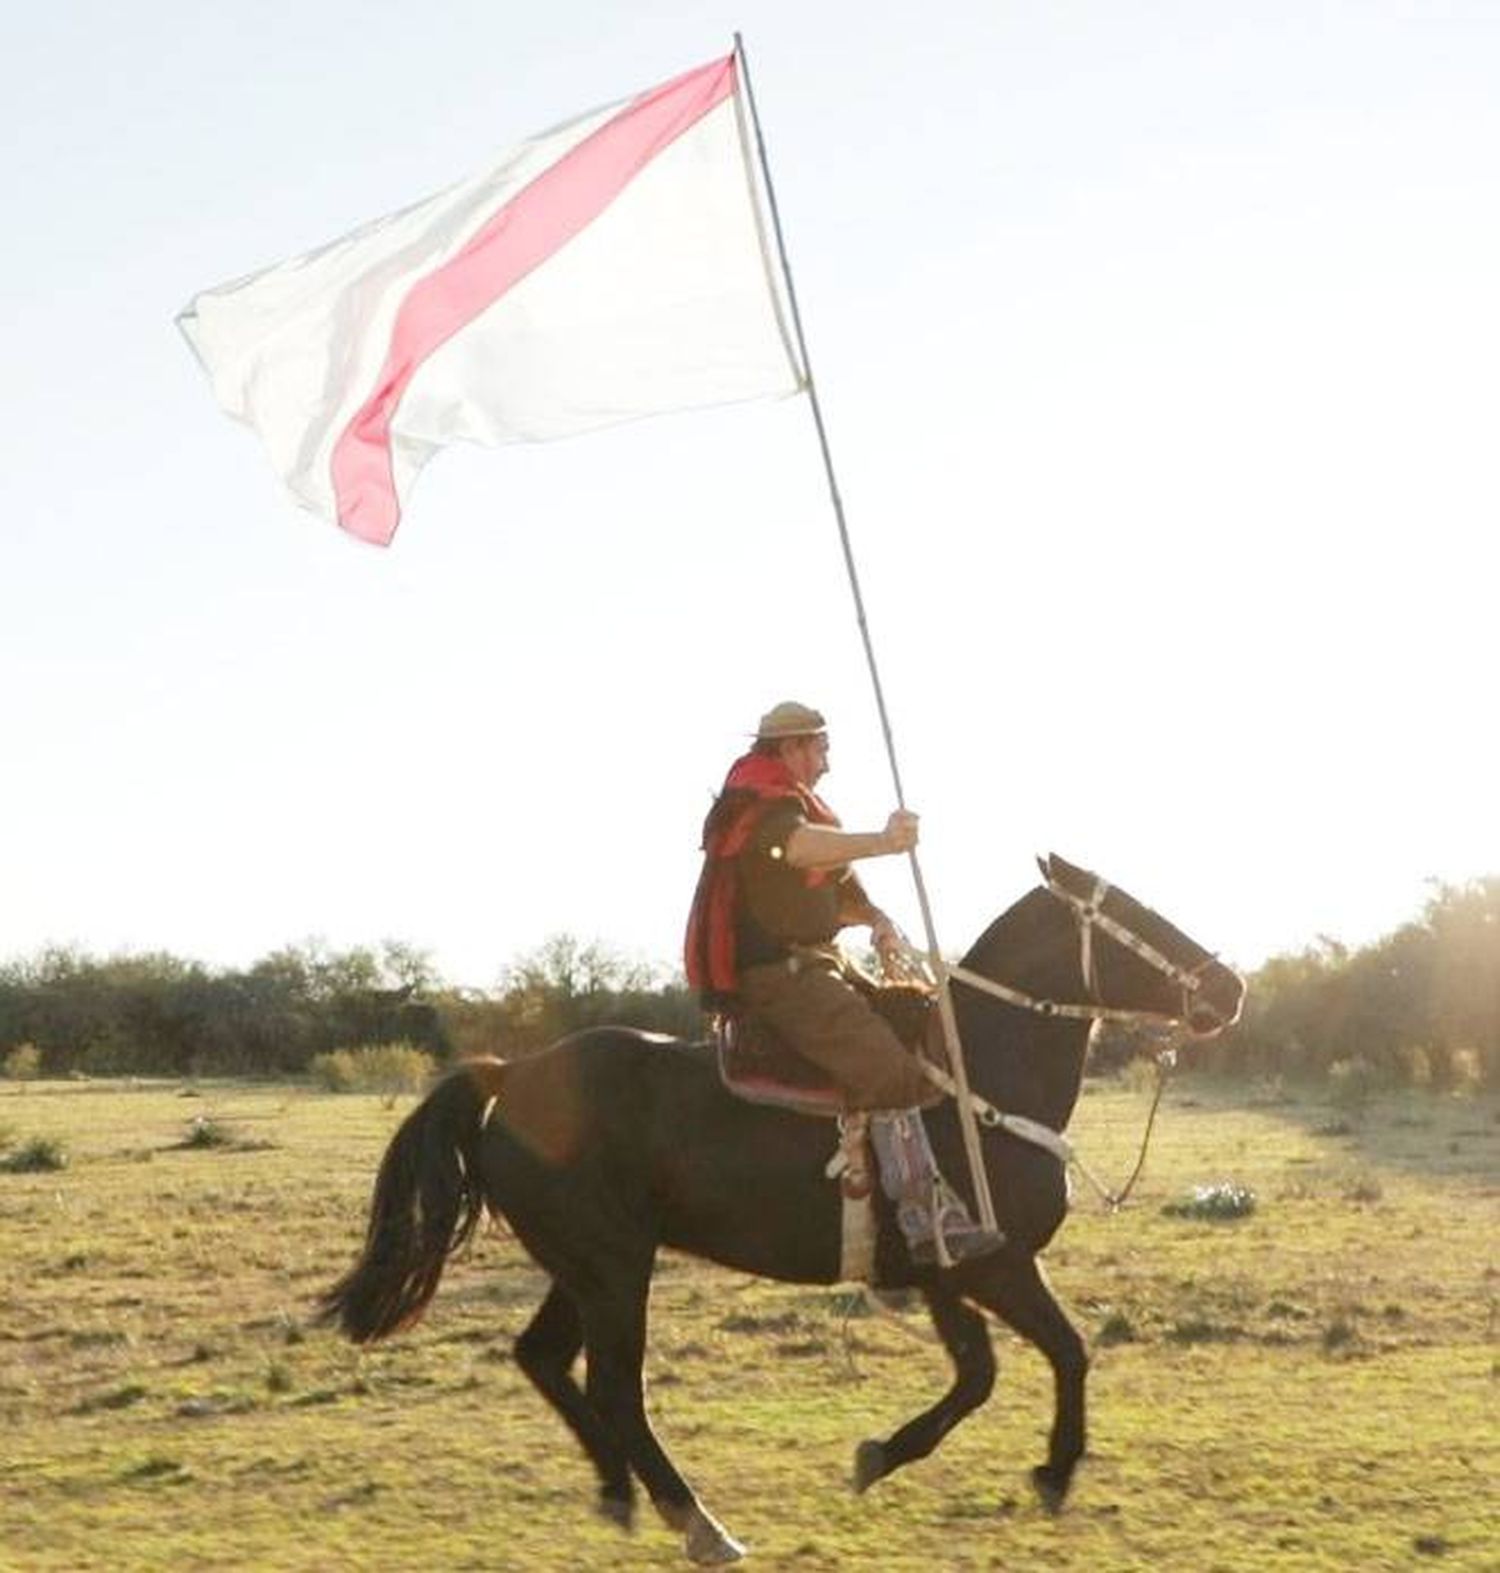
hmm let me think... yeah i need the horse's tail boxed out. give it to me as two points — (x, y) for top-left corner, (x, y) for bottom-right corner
(319, 1058), (508, 1344)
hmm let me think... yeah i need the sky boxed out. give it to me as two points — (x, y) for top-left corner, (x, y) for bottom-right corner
(4, 2), (1497, 990)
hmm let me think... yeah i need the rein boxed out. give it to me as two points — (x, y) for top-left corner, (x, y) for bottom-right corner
(915, 1045), (1177, 1210)
(899, 873), (1202, 1208)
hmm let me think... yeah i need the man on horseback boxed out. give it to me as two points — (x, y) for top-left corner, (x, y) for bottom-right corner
(685, 700), (1002, 1265)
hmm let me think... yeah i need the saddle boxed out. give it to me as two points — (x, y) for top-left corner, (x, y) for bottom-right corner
(713, 982), (947, 1283)
(713, 980), (937, 1117)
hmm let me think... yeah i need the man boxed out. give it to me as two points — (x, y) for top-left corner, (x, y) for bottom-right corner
(685, 700), (1001, 1266)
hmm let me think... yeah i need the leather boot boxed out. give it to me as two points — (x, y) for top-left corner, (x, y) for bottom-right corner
(870, 1112), (1004, 1267)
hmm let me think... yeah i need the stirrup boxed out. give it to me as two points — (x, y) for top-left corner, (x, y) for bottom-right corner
(907, 1181), (1005, 1268)
(909, 1218), (1006, 1268)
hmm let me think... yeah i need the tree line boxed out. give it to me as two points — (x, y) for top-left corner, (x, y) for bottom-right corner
(1192, 876), (1498, 1091)
(0, 935), (694, 1080)
(2, 881), (1495, 1089)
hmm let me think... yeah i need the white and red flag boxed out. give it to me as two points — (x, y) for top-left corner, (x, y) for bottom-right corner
(179, 55), (804, 545)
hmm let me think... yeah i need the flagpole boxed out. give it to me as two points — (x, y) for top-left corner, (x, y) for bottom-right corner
(732, 33), (999, 1239)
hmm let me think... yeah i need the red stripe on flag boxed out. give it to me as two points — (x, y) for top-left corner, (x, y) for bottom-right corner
(330, 56), (739, 545)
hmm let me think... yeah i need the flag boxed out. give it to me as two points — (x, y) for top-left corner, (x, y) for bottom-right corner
(178, 55), (804, 546)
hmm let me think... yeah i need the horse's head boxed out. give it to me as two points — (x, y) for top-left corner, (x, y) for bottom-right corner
(1036, 853), (1244, 1036)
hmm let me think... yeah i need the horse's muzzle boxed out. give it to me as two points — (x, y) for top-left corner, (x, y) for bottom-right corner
(1185, 999), (1239, 1038)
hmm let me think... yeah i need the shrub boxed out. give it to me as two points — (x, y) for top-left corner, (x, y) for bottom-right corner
(308, 1049), (358, 1092)
(3, 1043), (42, 1080)
(1396, 1044), (1433, 1089)
(309, 1042), (435, 1099)
(1327, 1056), (1379, 1116)
(1121, 1056), (1161, 1096)
(1444, 1046), (1484, 1096)
(78, 1038), (141, 1078)
(1247, 1074), (1292, 1107)
(0, 1136), (69, 1173)
(1161, 1182), (1257, 1221)
(178, 1115), (235, 1150)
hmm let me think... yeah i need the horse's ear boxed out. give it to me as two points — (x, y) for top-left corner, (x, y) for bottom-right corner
(1036, 853), (1053, 882)
(1045, 854), (1096, 895)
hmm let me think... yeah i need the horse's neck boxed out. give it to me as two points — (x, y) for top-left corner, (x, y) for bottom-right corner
(978, 1014), (1092, 1132)
(952, 889), (1091, 1132)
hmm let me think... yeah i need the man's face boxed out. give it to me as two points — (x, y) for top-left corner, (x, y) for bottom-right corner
(782, 732), (829, 788)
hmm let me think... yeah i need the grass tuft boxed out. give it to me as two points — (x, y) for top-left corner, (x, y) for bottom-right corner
(74, 1383), (148, 1415)
(122, 1456), (190, 1484)
(1321, 1316), (1361, 1354)
(177, 1115), (236, 1150)
(290, 1388), (340, 1408)
(1167, 1317), (1243, 1344)
(0, 1135), (68, 1173)
(69, 1329), (129, 1350)
(1095, 1311), (1138, 1346)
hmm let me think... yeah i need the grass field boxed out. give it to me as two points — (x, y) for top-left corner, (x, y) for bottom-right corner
(1, 1073), (1495, 1572)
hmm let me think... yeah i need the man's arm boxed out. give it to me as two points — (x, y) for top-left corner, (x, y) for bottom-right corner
(834, 869), (879, 926)
(792, 812), (917, 969)
(832, 870), (907, 970)
(783, 809), (918, 871)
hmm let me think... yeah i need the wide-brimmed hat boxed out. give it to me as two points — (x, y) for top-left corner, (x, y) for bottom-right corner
(754, 700), (827, 741)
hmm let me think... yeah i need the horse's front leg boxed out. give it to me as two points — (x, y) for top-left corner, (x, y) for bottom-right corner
(969, 1248), (1088, 1510)
(853, 1283), (995, 1493)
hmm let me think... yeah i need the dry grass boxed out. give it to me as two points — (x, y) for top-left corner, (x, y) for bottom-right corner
(1, 1074), (1495, 1571)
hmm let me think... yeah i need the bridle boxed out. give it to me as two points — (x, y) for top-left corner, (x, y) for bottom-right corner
(946, 872), (1225, 1033)
(900, 872), (1231, 1207)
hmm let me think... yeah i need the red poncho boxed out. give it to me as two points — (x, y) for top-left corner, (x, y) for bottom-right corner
(683, 752), (839, 1002)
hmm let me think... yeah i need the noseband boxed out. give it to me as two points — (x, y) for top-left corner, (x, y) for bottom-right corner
(946, 873), (1220, 1030)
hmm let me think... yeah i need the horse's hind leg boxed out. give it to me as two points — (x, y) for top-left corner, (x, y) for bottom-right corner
(852, 1283), (995, 1493)
(578, 1273), (745, 1566)
(970, 1250), (1088, 1511)
(514, 1283), (635, 1530)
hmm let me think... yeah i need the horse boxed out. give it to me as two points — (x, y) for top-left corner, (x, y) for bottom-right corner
(320, 854), (1244, 1564)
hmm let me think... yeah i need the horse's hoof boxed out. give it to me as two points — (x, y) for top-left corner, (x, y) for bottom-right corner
(597, 1494), (634, 1533)
(1030, 1464), (1070, 1515)
(852, 1440), (886, 1495)
(684, 1505), (746, 1565)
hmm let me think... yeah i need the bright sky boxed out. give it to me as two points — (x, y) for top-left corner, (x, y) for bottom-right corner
(4, 2), (1496, 989)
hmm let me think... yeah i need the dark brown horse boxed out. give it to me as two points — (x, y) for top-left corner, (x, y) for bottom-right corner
(321, 855), (1243, 1563)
